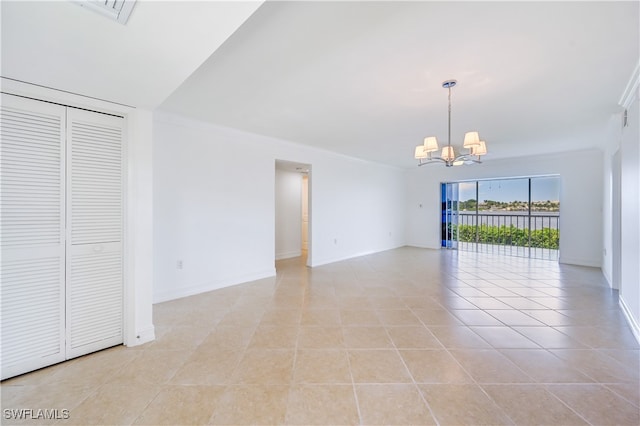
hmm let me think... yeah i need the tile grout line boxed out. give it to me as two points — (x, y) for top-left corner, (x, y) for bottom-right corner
(341, 305), (365, 425)
(389, 301), (441, 426)
(276, 274), (302, 426)
(410, 298), (522, 425)
(542, 383), (598, 426)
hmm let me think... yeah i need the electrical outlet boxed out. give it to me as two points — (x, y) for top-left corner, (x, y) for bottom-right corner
(177, 260), (183, 269)
(334, 238), (338, 245)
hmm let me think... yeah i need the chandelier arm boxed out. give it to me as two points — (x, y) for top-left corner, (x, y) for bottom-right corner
(454, 153), (482, 164)
(418, 157), (448, 166)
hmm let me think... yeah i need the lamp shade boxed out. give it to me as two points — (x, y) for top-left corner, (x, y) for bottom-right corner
(414, 145), (428, 159)
(463, 131), (480, 148)
(441, 146), (455, 161)
(471, 140), (487, 156)
(423, 136), (439, 152)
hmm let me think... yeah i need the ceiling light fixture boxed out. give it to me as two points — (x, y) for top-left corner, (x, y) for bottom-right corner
(414, 80), (487, 167)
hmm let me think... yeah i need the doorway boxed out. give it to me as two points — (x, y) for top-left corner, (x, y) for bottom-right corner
(301, 174), (309, 257)
(275, 160), (311, 266)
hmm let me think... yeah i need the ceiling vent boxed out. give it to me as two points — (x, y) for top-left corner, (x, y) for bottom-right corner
(74, 0), (137, 25)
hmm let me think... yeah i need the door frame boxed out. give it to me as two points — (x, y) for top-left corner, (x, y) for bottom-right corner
(612, 149), (622, 290)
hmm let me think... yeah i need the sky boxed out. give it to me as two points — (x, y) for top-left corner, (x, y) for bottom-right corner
(458, 177), (560, 203)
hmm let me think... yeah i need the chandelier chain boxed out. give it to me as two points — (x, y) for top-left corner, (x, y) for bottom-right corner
(447, 85), (452, 148)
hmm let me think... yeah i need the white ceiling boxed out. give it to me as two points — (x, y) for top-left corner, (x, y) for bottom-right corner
(159, 1), (639, 168)
(0, 0), (263, 108)
(2, 1), (638, 169)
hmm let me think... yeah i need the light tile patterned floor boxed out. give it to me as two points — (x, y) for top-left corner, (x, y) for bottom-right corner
(2, 247), (639, 425)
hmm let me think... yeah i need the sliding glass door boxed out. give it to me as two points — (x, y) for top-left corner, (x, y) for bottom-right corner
(441, 176), (560, 260)
(441, 182), (458, 249)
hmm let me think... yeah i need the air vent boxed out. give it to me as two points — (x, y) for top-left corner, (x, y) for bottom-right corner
(74, 0), (137, 25)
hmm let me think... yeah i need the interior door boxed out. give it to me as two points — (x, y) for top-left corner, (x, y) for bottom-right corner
(1, 94), (66, 379)
(66, 108), (124, 359)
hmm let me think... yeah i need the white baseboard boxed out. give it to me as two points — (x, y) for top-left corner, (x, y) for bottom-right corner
(310, 252), (374, 268)
(558, 256), (601, 268)
(602, 265), (614, 289)
(275, 250), (301, 260)
(153, 268), (276, 304)
(619, 296), (640, 345)
(406, 243), (441, 250)
(310, 244), (405, 268)
(127, 326), (155, 347)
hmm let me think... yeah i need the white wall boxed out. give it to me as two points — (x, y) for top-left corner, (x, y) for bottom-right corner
(601, 114), (622, 287)
(619, 88), (640, 339)
(126, 108), (155, 345)
(153, 111), (406, 302)
(275, 169), (303, 260)
(602, 68), (640, 341)
(405, 149), (604, 267)
(310, 157), (406, 267)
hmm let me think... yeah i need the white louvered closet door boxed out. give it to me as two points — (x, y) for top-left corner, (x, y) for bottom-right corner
(0, 94), (66, 380)
(66, 108), (124, 359)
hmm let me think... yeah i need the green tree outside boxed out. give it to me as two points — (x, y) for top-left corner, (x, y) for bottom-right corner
(452, 224), (559, 249)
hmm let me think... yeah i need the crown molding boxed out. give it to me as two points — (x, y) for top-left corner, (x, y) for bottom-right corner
(619, 60), (640, 109)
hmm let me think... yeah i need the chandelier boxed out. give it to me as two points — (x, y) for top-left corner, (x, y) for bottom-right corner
(414, 80), (487, 167)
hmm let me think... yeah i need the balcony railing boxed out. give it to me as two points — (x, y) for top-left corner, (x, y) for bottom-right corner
(451, 212), (559, 260)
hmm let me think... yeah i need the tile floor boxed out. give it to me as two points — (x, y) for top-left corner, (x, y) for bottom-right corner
(2, 247), (639, 425)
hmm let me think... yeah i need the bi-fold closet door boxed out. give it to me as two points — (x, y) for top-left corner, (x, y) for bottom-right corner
(1, 94), (124, 380)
